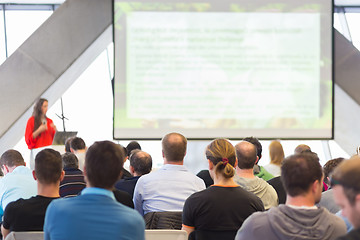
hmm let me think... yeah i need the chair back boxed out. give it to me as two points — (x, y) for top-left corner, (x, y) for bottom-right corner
(4, 232), (44, 240)
(145, 229), (187, 240)
(188, 229), (237, 240)
(144, 211), (182, 229)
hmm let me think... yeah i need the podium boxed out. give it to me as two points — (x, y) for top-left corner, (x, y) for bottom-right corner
(53, 131), (77, 145)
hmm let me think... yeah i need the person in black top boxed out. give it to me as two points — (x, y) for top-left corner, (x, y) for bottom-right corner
(126, 141), (141, 157)
(113, 189), (134, 208)
(267, 176), (286, 204)
(196, 170), (214, 188)
(119, 145), (132, 179)
(1, 149), (64, 239)
(182, 139), (264, 240)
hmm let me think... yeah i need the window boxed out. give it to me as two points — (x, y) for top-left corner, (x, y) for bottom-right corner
(0, 8), (6, 64)
(345, 12), (360, 50)
(5, 9), (53, 56)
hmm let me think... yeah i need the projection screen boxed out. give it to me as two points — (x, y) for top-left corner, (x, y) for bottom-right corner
(113, 0), (333, 139)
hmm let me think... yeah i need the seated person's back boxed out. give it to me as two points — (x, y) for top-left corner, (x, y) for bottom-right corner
(133, 133), (205, 215)
(1, 149), (64, 239)
(0, 150), (37, 220)
(234, 141), (278, 210)
(44, 141), (145, 240)
(235, 153), (347, 240)
(134, 163), (205, 215)
(182, 139), (264, 239)
(59, 152), (86, 197)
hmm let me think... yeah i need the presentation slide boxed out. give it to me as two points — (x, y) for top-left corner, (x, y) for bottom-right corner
(113, 0), (333, 139)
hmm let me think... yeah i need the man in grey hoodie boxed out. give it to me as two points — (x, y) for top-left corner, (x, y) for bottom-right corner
(234, 141), (278, 210)
(235, 152), (346, 240)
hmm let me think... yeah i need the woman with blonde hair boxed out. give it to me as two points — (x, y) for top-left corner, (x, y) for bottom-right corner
(182, 138), (264, 240)
(264, 140), (284, 177)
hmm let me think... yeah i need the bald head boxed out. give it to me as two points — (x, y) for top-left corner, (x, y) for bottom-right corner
(235, 141), (258, 169)
(162, 132), (187, 162)
(130, 150), (152, 175)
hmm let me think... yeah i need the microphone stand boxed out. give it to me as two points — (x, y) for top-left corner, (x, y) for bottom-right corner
(56, 98), (68, 132)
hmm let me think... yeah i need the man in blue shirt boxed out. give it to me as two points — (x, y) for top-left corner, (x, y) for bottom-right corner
(44, 141), (145, 240)
(133, 132), (205, 216)
(0, 150), (37, 220)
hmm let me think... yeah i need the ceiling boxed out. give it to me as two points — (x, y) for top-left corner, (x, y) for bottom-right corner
(0, 0), (64, 3)
(335, 0), (360, 6)
(0, 0), (359, 8)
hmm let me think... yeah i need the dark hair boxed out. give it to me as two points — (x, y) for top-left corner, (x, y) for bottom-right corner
(32, 98), (48, 132)
(294, 144), (311, 154)
(126, 141), (142, 157)
(85, 141), (124, 189)
(323, 157), (344, 185)
(235, 141), (258, 169)
(0, 149), (25, 168)
(121, 145), (127, 157)
(281, 153), (323, 197)
(130, 150), (152, 175)
(35, 149), (63, 184)
(65, 137), (75, 153)
(62, 152), (79, 169)
(243, 136), (262, 160)
(206, 139), (236, 179)
(269, 140), (284, 165)
(331, 155), (360, 205)
(70, 137), (86, 151)
(162, 132), (187, 162)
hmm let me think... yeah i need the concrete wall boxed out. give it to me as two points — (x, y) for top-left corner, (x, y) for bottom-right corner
(0, 0), (112, 154)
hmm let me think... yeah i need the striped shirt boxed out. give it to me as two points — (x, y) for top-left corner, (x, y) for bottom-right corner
(60, 168), (86, 198)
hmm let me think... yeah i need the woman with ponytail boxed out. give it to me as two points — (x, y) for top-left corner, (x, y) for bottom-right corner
(25, 98), (56, 169)
(182, 138), (264, 240)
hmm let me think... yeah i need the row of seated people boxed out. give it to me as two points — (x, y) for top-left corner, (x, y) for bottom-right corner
(0, 133), (358, 240)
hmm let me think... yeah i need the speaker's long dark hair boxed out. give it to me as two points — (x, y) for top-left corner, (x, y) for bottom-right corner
(32, 98), (48, 132)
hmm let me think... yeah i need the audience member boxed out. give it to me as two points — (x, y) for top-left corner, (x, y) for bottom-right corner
(243, 137), (274, 180)
(264, 140), (284, 177)
(324, 157), (345, 188)
(182, 139), (264, 239)
(112, 189), (134, 208)
(115, 150), (152, 198)
(133, 132), (205, 216)
(65, 136), (75, 153)
(267, 176), (287, 204)
(196, 169), (214, 188)
(1, 149), (64, 239)
(59, 152), (86, 197)
(331, 155), (360, 239)
(70, 137), (86, 171)
(0, 150), (37, 220)
(318, 157), (345, 213)
(235, 153), (346, 240)
(120, 145), (132, 179)
(44, 141), (145, 240)
(234, 141), (278, 210)
(294, 144), (311, 154)
(126, 141), (141, 157)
